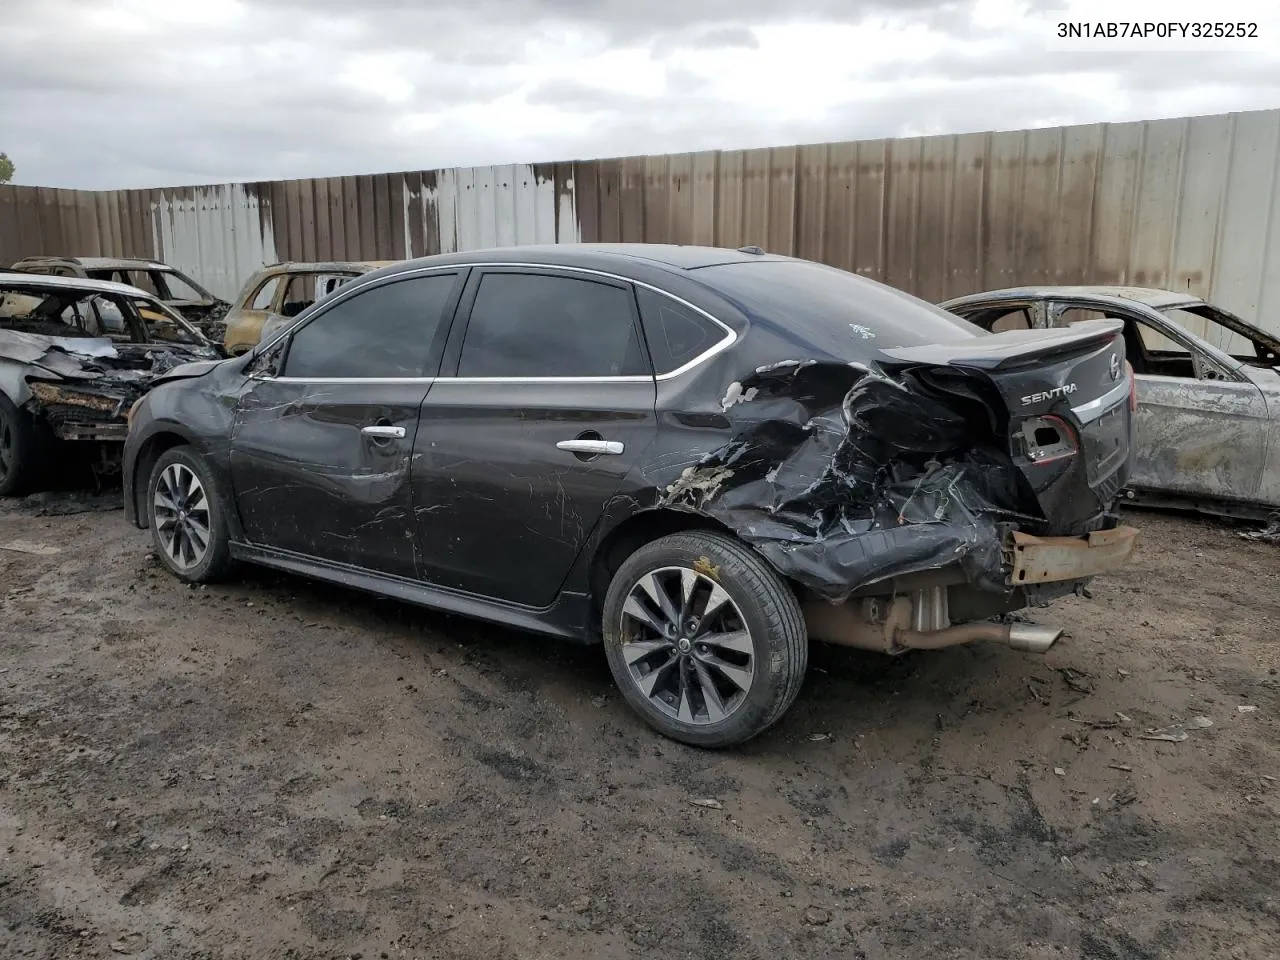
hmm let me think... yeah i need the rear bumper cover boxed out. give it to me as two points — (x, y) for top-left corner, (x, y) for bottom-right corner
(1006, 525), (1140, 586)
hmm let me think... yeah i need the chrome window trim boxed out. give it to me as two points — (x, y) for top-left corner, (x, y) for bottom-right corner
(269, 377), (437, 385)
(255, 260), (737, 384)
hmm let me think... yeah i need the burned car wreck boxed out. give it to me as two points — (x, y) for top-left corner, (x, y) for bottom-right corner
(0, 274), (220, 495)
(122, 245), (1138, 747)
(10, 256), (231, 339)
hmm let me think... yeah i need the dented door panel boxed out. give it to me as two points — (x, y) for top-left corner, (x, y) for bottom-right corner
(229, 378), (429, 575)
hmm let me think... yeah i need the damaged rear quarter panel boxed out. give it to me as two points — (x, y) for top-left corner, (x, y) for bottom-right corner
(625, 275), (1129, 606)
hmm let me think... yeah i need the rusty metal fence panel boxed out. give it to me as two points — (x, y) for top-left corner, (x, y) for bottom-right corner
(1, 108), (1278, 333)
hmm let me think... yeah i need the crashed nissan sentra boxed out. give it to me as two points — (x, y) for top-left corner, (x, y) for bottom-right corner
(122, 244), (1139, 747)
(0, 274), (220, 495)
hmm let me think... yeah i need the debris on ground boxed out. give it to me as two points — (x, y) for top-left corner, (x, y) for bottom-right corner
(0, 539), (61, 556)
(1057, 667), (1095, 694)
(690, 798), (723, 810)
(1238, 518), (1280, 543)
(1237, 705), (1259, 714)
(804, 906), (832, 925)
(1140, 716), (1213, 743)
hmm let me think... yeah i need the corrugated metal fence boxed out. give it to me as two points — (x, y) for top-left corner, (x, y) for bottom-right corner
(2, 108), (1278, 333)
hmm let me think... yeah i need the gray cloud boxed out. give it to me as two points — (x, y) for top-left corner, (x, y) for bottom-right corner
(688, 26), (761, 50)
(0, 0), (1276, 189)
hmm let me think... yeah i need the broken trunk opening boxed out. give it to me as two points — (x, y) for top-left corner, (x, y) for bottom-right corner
(659, 346), (1129, 604)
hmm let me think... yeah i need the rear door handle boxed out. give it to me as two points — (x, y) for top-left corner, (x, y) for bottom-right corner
(556, 439), (624, 456)
(361, 425), (406, 439)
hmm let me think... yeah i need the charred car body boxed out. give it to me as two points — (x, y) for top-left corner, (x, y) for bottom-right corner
(123, 245), (1138, 746)
(10, 257), (231, 338)
(0, 274), (219, 495)
(941, 286), (1280, 520)
(221, 261), (398, 356)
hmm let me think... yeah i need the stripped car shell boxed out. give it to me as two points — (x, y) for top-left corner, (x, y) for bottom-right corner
(941, 286), (1280, 520)
(9, 256), (230, 336)
(221, 261), (398, 356)
(123, 246), (1139, 746)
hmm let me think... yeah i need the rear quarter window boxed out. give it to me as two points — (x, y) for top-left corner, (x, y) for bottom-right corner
(635, 287), (727, 375)
(697, 260), (984, 351)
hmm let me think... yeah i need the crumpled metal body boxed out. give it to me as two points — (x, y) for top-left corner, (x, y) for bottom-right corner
(659, 358), (1037, 603)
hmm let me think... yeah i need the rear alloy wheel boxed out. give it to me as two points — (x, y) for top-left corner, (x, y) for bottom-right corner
(0, 393), (41, 497)
(147, 446), (232, 583)
(603, 531), (808, 748)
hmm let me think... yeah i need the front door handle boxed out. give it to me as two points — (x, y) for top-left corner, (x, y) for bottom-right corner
(361, 425), (406, 440)
(556, 439), (624, 456)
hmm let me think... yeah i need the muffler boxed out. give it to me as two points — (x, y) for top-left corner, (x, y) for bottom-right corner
(802, 590), (1061, 655)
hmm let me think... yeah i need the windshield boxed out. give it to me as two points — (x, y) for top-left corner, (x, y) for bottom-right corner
(697, 259), (986, 351)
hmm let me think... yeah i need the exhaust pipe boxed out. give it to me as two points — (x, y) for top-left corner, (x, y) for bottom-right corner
(802, 592), (1062, 655)
(1004, 623), (1062, 653)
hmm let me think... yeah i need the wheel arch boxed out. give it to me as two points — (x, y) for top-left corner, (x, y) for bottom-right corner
(129, 425), (200, 528)
(587, 508), (742, 628)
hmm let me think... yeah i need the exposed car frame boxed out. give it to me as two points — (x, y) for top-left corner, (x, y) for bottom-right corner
(9, 256), (230, 335)
(221, 260), (398, 356)
(0, 273), (219, 494)
(941, 286), (1280, 521)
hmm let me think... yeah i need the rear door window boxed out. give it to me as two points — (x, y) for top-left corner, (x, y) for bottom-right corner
(456, 272), (649, 378)
(283, 274), (459, 379)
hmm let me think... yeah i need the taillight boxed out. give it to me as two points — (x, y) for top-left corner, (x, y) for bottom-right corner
(1125, 360), (1137, 412)
(1017, 414), (1078, 464)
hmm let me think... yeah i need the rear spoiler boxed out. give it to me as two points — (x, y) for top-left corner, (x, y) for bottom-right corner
(881, 319), (1124, 371)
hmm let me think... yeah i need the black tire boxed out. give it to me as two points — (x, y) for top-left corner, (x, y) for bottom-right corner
(0, 393), (42, 497)
(146, 446), (233, 583)
(602, 531), (808, 748)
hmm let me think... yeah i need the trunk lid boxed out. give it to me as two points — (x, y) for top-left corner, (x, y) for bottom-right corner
(881, 319), (1134, 533)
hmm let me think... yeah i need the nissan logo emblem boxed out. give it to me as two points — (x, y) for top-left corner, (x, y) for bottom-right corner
(1108, 353), (1121, 381)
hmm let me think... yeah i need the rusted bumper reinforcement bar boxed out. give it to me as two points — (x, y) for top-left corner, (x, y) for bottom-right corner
(1006, 526), (1140, 586)
(803, 525), (1141, 655)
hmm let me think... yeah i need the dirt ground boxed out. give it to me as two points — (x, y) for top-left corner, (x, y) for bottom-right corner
(0, 494), (1277, 960)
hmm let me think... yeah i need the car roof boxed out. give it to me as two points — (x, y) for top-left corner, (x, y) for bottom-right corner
(0, 272), (154, 298)
(262, 260), (398, 272)
(942, 285), (1205, 311)
(380, 243), (786, 276)
(16, 255), (172, 271)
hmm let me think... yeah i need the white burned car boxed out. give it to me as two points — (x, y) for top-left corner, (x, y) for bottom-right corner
(942, 286), (1280, 520)
(0, 274), (219, 495)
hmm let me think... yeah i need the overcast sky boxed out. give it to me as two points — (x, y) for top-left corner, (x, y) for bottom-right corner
(1, 0), (1277, 189)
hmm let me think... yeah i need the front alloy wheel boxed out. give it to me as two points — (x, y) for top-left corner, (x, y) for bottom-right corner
(152, 462), (211, 571)
(146, 446), (232, 583)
